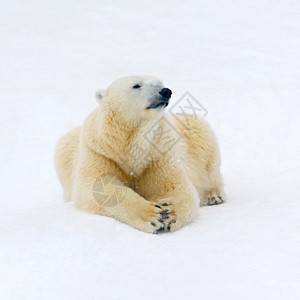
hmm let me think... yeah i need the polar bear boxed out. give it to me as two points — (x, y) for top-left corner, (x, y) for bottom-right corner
(54, 76), (225, 233)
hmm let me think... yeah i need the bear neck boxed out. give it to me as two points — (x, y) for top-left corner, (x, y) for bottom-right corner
(95, 103), (160, 175)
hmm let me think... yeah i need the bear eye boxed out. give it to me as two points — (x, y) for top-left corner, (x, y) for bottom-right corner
(133, 84), (141, 89)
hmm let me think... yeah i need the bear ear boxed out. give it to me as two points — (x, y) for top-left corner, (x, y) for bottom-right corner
(95, 89), (106, 104)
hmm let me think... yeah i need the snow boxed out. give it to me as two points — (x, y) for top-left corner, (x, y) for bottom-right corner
(1, 0), (300, 299)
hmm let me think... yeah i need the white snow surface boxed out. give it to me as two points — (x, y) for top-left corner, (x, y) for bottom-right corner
(1, 0), (300, 299)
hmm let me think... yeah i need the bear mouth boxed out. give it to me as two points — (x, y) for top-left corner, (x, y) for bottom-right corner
(147, 101), (169, 110)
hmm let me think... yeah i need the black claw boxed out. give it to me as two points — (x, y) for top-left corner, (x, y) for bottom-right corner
(167, 226), (171, 231)
(158, 218), (164, 223)
(154, 204), (161, 208)
(162, 215), (170, 220)
(172, 220), (176, 223)
(150, 222), (156, 227)
(162, 203), (169, 206)
(162, 209), (169, 213)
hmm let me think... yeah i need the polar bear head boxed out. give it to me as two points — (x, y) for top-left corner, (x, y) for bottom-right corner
(95, 76), (172, 122)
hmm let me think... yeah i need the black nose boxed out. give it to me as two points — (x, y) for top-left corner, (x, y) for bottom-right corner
(159, 88), (172, 99)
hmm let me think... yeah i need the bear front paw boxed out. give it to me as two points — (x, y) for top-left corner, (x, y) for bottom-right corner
(153, 199), (181, 233)
(200, 189), (226, 206)
(207, 195), (224, 205)
(137, 201), (175, 233)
